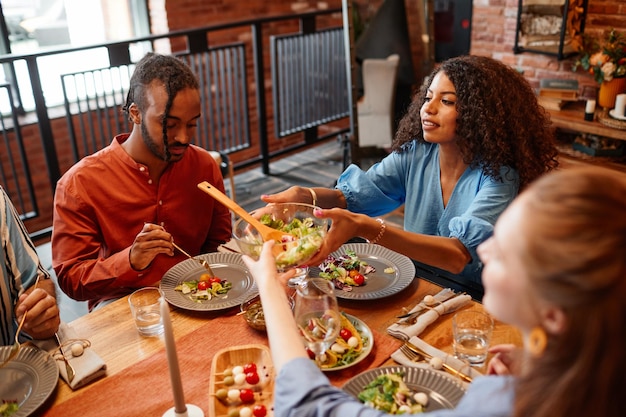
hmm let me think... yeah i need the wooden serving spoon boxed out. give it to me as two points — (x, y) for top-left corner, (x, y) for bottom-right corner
(197, 181), (294, 246)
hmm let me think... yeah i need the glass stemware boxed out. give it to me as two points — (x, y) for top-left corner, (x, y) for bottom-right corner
(293, 278), (341, 366)
(232, 202), (328, 287)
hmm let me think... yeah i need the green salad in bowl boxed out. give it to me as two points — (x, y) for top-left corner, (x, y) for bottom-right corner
(232, 203), (328, 271)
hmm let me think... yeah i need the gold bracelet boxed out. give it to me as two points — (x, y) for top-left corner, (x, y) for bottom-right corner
(308, 187), (317, 207)
(367, 218), (386, 245)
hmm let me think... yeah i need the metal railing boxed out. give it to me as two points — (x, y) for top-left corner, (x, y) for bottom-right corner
(0, 8), (352, 241)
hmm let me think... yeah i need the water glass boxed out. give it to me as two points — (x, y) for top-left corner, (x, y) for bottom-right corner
(128, 287), (164, 336)
(293, 278), (341, 365)
(452, 310), (494, 367)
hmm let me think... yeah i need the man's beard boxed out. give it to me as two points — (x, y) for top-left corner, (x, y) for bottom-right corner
(141, 123), (170, 161)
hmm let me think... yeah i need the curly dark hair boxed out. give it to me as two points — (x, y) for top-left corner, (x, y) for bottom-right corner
(393, 55), (559, 189)
(122, 52), (199, 159)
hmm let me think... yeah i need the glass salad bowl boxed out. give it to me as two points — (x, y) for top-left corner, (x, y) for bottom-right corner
(232, 203), (328, 284)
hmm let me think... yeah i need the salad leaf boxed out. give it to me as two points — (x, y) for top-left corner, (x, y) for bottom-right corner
(318, 250), (375, 289)
(0, 402), (19, 417)
(259, 215), (325, 268)
(357, 373), (425, 414)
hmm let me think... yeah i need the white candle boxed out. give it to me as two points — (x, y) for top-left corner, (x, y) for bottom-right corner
(614, 94), (626, 118)
(160, 298), (187, 414)
(585, 99), (596, 114)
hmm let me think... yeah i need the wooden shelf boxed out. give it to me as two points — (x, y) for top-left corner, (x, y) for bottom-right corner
(547, 102), (626, 141)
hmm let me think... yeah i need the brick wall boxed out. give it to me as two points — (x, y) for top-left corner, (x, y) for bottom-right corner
(471, 0), (626, 92)
(19, 0), (625, 238)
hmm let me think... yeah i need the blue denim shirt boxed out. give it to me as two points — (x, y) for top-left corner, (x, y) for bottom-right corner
(274, 358), (515, 417)
(335, 141), (518, 284)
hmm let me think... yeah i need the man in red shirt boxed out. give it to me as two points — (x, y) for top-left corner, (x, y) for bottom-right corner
(52, 53), (232, 311)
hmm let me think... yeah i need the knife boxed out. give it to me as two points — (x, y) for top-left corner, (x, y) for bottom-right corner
(396, 290), (458, 320)
(55, 333), (76, 383)
(404, 341), (473, 383)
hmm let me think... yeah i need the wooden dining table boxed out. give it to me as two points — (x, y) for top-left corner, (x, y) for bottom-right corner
(37, 273), (522, 417)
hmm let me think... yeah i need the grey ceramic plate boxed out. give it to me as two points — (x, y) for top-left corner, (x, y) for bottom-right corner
(0, 345), (59, 416)
(342, 365), (466, 411)
(310, 243), (415, 300)
(320, 313), (374, 372)
(160, 252), (256, 311)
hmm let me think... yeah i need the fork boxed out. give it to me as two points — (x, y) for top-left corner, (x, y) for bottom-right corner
(172, 242), (216, 277)
(400, 343), (423, 362)
(403, 341), (473, 383)
(1, 276), (41, 368)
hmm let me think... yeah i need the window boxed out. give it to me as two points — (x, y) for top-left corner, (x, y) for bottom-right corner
(0, 0), (150, 112)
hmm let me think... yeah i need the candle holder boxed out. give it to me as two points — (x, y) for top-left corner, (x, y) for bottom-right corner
(160, 298), (205, 417)
(163, 404), (204, 417)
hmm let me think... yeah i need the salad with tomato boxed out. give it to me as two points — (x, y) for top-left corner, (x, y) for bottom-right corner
(318, 249), (375, 290)
(308, 313), (370, 369)
(358, 372), (429, 414)
(259, 215), (325, 269)
(174, 273), (233, 303)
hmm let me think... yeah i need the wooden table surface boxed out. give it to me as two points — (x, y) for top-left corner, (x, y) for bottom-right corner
(43, 276), (522, 414)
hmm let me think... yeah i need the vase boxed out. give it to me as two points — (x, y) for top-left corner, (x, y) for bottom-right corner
(597, 77), (626, 109)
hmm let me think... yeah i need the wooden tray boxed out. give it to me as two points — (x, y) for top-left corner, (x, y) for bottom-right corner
(209, 344), (274, 417)
(598, 109), (626, 131)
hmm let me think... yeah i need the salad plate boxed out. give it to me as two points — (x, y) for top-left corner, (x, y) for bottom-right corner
(0, 345), (59, 417)
(320, 313), (374, 372)
(310, 243), (415, 300)
(343, 365), (466, 411)
(160, 252), (256, 311)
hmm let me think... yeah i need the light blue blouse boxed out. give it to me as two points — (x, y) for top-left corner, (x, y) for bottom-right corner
(274, 358), (515, 417)
(335, 141), (519, 283)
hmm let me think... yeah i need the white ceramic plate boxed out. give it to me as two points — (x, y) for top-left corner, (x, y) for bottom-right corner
(0, 345), (59, 417)
(310, 243), (416, 300)
(342, 365), (466, 411)
(160, 252), (256, 311)
(320, 313), (374, 372)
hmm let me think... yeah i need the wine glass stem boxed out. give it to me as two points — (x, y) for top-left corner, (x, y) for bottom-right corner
(315, 353), (325, 367)
(287, 267), (309, 287)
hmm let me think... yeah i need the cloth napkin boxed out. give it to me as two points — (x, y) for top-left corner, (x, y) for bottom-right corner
(387, 289), (472, 341)
(391, 336), (483, 387)
(34, 322), (107, 390)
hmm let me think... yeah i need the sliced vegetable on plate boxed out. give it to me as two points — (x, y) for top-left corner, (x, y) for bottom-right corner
(310, 313), (373, 371)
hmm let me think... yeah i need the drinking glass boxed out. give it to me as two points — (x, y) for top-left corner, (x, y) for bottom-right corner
(128, 287), (164, 336)
(452, 310), (494, 367)
(293, 278), (341, 365)
(232, 203), (328, 286)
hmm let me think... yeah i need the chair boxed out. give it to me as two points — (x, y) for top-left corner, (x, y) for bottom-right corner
(209, 151), (236, 202)
(357, 54), (400, 149)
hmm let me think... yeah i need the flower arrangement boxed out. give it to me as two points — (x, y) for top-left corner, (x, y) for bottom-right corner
(572, 28), (626, 83)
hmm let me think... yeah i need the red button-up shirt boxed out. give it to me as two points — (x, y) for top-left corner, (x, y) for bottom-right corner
(52, 135), (232, 309)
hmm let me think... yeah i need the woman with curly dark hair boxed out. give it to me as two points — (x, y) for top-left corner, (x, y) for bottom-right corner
(263, 55), (558, 289)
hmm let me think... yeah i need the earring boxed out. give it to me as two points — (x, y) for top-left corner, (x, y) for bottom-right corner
(528, 327), (547, 357)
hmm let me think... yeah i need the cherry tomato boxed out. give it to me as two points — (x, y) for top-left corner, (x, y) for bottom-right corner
(199, 273), (211, 282)
(353, 274), (365, 286)
(348, 269), (360, 278)
(252, 404), (267, 417)
(243, 363), (257, 374)
(306, 348), (316, 359)
(239, 388), (255, 403)
(209, 277), (222, 285)
(339, 328), (352, 342)
(197, 281), (209, 291)
(245, 371), (260, 385)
